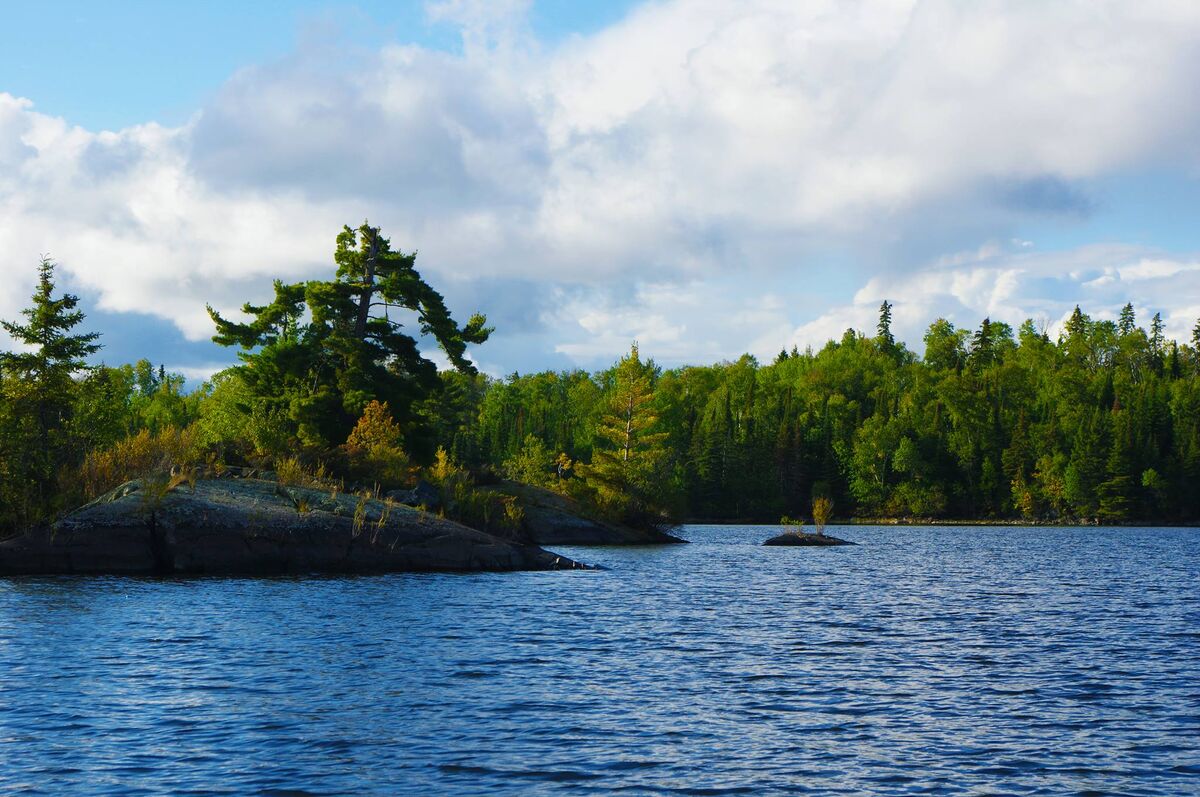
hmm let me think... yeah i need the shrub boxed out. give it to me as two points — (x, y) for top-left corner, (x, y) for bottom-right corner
(812, 497), (834, 532)
(501, 434), (555, 488)
(76, 425), (203, 502)
(426, 447), (525, 537)
(342, 400), (413, 488)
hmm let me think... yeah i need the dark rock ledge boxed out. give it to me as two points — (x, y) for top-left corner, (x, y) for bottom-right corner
(0, 478), (589, 575)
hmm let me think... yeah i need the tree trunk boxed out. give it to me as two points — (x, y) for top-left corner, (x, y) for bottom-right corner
(354, 228), (379, 341)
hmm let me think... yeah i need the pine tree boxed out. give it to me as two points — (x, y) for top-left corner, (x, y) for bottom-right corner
(0, 257), (101, 521)
(585, 344), (670, 524)
(208, 223), (491, 450)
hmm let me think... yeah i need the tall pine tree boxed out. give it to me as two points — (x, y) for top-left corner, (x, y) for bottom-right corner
(208, 223), (491, 452)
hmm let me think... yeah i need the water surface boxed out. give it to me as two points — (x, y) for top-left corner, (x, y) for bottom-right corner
(1, 524), (1198, 795)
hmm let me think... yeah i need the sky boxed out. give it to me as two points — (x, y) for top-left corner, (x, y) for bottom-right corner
(2, 0), (1199, 382)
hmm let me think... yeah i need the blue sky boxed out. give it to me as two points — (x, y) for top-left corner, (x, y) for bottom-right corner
(0, 1), (638, 130)
(2, 1), (1199, 381)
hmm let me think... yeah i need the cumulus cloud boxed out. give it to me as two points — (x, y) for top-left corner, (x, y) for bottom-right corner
(2, 0), (1200, 369)
(789, 243), (1200, 354)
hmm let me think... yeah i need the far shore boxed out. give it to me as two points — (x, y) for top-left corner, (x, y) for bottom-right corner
(680, 517), (1200, 528)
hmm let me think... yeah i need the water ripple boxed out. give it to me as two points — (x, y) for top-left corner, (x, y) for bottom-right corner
(0, 524), (1197, 795)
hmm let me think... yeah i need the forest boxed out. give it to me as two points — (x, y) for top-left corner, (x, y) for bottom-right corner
(3, 223), (1200, 533)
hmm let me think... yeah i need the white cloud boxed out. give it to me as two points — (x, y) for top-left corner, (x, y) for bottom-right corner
(789, 244), (1200, 353)
(3, 1), (1200, 367)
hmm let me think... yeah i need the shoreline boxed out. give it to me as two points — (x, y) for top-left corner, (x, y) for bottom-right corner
(679, 517), (1200, 528)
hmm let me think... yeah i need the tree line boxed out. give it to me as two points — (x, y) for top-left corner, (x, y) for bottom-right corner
(462, 303), (1200, 523)
(3, 228), (1200, 533)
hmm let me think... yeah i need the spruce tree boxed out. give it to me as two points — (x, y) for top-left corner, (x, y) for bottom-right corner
(970, 317), (995, 368)
(877, 300), (894, 349)
(1064, 409), (1107, 518)
(1098, 411), (1137, 522)
(1149, 312), (1165, 350)
(0, 257), (101, 521)
(1118, 303), (1136, 336)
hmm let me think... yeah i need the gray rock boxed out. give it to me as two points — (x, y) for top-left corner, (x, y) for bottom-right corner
(483, 481), (686, 545)
(0, 479), (589, 575)
(763, 531), (856, 546)
(385, 479), (441, 510)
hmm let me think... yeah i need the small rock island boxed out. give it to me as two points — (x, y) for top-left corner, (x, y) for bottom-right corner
(763, 530), (856, 546)
(0, 477), (588, 575)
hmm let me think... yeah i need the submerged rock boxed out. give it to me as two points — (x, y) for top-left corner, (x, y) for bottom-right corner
(0, 478), (589, 575)
(763, 531), (856, 546)
(483, 481), (686, 545)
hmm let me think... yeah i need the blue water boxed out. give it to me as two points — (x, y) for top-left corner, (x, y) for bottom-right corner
(1, 524), (1198, 796)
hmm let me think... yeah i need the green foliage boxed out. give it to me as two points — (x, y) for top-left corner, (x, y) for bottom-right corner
(207, 223), (491, 450)
(194, 369), (292, 458)
(342, 400), (413, 488)
(502, 434), (556, 488)
(425, 448), (524, 536)
(4, 245), (1200, 531)
(583, 344), (673, 525)
(0, 257), (101, 526)
(438, 304), (1200, 524)
(876, 300), (894, 349)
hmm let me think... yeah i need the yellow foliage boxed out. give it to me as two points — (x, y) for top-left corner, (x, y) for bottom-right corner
(343, 400), (413, 486)
(430, 447), (460, 485)
(77, 425), (202, 501)
(812, 497), (834, 532)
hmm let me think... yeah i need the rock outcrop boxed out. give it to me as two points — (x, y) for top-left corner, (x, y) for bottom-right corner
(0, 478), (589, 575)
(763, 531), (856, 546)
(483, 481), (686, 545)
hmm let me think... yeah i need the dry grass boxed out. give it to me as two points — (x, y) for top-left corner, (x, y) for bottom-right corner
(77, 426), (202, 502)
(352, 494), (369, 538)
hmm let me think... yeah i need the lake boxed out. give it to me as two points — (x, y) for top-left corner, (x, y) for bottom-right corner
(1, 524), (1197, 795)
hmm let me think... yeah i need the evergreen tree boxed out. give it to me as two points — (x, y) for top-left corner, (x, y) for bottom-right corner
(970, 317), (995, 368)
(0, 257), (101, 522)
(1098, 410), (1137, 522)
(877, 300), (894, 349)
(1149, 312), (1165, 350)
(1149, 312), (1165, 373)
(585, 344), (670, 524)
(1118, 303), (1136, 336)
(208, 223), (491, 451)
(1064, 410), (1107, 518)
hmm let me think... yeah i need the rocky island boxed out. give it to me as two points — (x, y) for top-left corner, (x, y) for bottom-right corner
(763, 530), (856, 546)
(0, 476), (588, 575)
